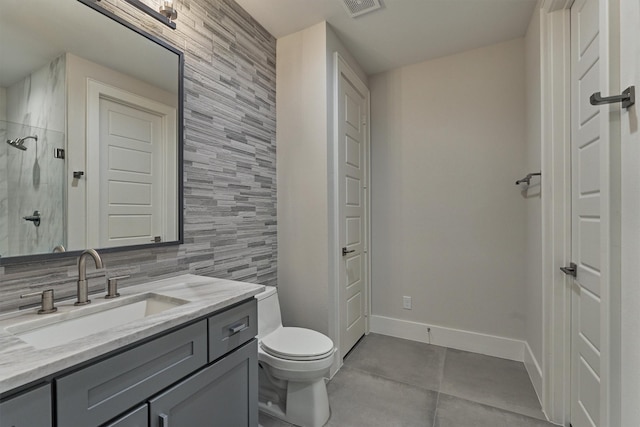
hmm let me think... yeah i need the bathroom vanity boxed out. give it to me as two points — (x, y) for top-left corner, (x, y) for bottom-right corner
(0, 275), (263, 427)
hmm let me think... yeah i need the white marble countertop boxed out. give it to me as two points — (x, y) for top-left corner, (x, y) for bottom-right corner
(0, 274), (264, 395)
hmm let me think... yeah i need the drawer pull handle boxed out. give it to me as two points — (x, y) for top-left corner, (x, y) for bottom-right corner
(229, 323), (247, 335)
(159, 413), (170, 427)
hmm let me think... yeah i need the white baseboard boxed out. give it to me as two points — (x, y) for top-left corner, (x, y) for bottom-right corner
(524, 341), (543, 405)
(370, 315), (525, 362)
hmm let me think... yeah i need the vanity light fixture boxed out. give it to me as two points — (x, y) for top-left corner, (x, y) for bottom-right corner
(122, 0), (177, 29)
(159, 0), (178, 23)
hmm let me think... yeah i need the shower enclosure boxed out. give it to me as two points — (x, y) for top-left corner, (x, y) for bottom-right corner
(0, 120), (65, 257)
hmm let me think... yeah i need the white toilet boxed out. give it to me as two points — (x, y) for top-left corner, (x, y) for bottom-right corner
(256, 286), (336, 427)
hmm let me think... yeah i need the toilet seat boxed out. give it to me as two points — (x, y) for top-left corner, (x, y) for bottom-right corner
(261, 327), (334, 361)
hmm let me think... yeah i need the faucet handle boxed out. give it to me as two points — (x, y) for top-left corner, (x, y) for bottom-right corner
(105, 275), (129, 299)
(20, 289), (58, 314)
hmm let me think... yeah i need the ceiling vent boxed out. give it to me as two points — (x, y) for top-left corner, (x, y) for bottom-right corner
(341, 0), (382, 18)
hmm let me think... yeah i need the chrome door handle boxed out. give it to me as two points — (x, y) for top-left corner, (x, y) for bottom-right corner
(342, 247), (355, 256)
(159, 413), (170, 427)
(590, 86), (635, 109)
(560, 262), (577, 277)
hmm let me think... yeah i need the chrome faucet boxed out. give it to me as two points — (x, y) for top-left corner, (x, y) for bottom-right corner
(75, 249), (104, 306)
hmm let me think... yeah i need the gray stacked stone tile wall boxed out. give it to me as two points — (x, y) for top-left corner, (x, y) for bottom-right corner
(0, 0), (277, 313)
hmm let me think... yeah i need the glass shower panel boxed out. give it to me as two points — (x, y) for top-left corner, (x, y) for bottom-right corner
(0, 120), (66, 258)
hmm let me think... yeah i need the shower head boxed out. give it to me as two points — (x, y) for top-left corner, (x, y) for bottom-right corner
(6, 135), (37, 151)
(6, 139), (27, 151)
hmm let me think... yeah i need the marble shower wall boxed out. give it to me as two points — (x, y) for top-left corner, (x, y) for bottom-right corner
(0, 88), (6, 120)
(6, 55), (66, 133)
(2, 122), (65, 257)
(0, 0), (277, 313)
(2, 55), (66, 258)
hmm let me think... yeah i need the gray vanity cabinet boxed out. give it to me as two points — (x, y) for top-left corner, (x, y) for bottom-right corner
(208, 300), (257, 362)
(149, 340), (258, 427)
(104, 405), (148, 427)
(1, 298), (258, 427)
(0, 384), (51, 427)
(56, 321), (208, 427)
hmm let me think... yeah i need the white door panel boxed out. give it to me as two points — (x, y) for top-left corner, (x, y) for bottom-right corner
(338, 56), (369, 356)
(570, 0), (610, 425)
(108, 145), (153, 174)
(108, 181), (152, 205)
(108, 216), (152, 238)
(108, 109), (153, 142)
(347, 292), (362, 328)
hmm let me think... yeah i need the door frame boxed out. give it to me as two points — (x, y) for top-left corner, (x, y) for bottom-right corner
(541, 0), (621, 425)
(618, 2), (640, 424)
(539, 2), (572, 424)
(329, 52), (371, 373)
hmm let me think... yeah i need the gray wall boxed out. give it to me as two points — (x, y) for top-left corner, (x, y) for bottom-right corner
(523, 5), (543, 393)
(0, 0), (277, 313)
(370, 38), (527, 341)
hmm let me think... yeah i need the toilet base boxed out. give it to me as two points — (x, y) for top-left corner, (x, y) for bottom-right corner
(259, 378), (330, 427)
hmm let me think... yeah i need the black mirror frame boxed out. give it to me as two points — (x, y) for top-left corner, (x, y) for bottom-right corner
(0, 0), (184, 265)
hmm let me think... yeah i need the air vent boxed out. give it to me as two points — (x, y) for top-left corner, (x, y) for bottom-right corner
(342, 0), (382, 18)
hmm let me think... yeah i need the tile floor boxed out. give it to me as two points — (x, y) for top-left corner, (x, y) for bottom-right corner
(259, 333), (557, 427)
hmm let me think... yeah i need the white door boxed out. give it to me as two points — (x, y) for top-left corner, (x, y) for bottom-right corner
(337, 55), (369, 356)
(98, 97), (164, 247)
(570, 0), (610, 425)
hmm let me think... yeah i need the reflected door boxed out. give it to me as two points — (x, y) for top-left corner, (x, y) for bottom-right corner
(98, 97), (164, 247)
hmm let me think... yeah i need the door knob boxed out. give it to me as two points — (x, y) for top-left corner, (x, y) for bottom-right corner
(560, 262), (577, 277)
(342, 247), (355, 256)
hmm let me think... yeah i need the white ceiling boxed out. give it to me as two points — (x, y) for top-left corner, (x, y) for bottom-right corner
(234, 0), (538, 75)
(0, 0), (178, 92)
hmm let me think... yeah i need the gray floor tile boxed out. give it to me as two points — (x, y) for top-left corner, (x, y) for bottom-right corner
(326, 367), (438, 427)
(434, 394), (555, 427)
(344, 333), (446, 391)
(259, 412), (295, 427)
(440, 348), (545, 420)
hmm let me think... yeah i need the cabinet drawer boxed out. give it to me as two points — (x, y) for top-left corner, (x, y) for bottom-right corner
(57, 321), (207, 427)
(149, 340), (258, 427)
(208, 299), (257, 362)
(104, 404), (148, 427)
(0, 384), (51, 427)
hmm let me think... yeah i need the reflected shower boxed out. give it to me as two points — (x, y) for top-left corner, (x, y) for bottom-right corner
(6, 135), (37, 151)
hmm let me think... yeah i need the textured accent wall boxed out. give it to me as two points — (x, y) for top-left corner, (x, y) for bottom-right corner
(0, 0), (277, 313)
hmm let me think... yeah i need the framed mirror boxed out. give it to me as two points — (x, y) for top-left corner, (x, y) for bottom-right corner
(0, 0), (184, 264)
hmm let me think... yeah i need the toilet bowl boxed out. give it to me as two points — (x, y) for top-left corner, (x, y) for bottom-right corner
(256, 286), (336, 427)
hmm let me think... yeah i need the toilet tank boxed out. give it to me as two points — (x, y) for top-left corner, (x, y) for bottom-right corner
(255, 286), (283, 339)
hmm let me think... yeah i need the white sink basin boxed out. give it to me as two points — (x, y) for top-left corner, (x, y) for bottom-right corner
(6, 293), (188, 349)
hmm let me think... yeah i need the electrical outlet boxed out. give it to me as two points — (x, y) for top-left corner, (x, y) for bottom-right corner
(403, 296), (412, 310)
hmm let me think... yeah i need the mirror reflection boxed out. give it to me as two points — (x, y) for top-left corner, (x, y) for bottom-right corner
(0, 0), (182, 261)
